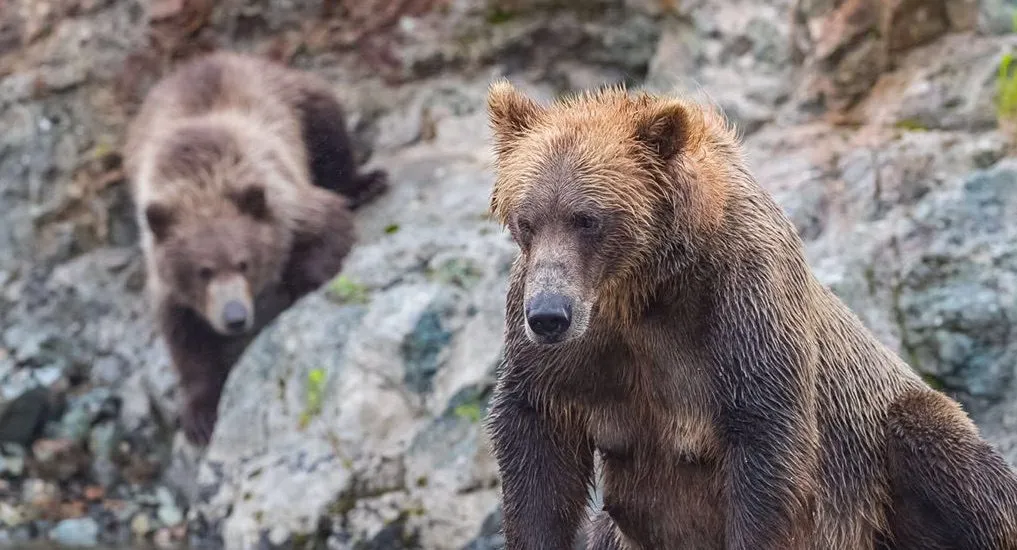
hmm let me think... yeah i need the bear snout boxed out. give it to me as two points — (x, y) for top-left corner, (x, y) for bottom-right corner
(204, 274), (254, 335)
(221, 300), (251, 334)
(525, 292), (573, 343)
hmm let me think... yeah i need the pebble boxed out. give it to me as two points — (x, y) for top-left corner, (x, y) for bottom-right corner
(31, 438), (85, 481)
(106, 499), (137, 522)
(83, 485), (105, 501)
(153, 527), (176, 548)
(32, 438), (75, 463)
(89, 421), (121, 487)
(0, 384), (52, 444)
(0, 443), (25, 477)
(33, 365), (64, 387)
(130, 512), (153, 537)
(155, 485), (176, 507)
(57, 388), (117, 443)
(0, 502), (24, 527)
(49, 517), (99, 546)
(23, 478), (61, 511)
(157, 502), (183, 526)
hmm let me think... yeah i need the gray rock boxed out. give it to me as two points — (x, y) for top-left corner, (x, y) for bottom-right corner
(645, 1), (793, 135)
(0, 502), (25, 529)
(0, 0), (145, 274)
(0, 443), (25, 477)
(853, 35), (1013, 131)
(56, 387), (119, 443)
(0, 385), (51, 445)
(391, 0), (662, 83)
(158, 502), (185, 528)
(461, 507), (504, 550)
(892, 162), (1017, 400)
(131, 512), (154, 538)
(49, 517), (99, 547)
(980, 0), (1017, 34)
(89, 420), (121, 487)
(402, 307), (454, 395)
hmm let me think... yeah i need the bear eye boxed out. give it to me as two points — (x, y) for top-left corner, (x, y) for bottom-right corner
(237, 260), (248, 273)
(198, 266), (214, 280)
(572, 213), (600, 232)
(516, 218), (534, 242)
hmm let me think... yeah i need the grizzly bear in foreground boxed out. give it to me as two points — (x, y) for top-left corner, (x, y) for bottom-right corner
(125, 52), (388, 445)
(484, 81), (1017, 550)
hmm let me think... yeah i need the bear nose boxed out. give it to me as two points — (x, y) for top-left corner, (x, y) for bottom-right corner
(222, 300), (249, 333)
(525, 293), (572, 341)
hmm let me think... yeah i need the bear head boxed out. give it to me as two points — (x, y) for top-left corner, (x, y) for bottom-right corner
(143, 123), (292, 336)
(487, 80), (735, 345)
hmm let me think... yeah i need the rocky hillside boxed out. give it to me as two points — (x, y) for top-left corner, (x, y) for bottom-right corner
(1, 0), (1017, 548)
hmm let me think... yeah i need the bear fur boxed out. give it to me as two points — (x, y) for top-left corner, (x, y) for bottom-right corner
(125, 51), (387, 445)
(484, 80), (1017, 550)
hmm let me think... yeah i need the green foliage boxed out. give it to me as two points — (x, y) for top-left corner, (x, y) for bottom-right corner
(298, 368), (326, 429)
(453, 402), (483, 423)
(327, 275), (369, 305)
(893, 118), (927, 131)
(384, 223), (401, 234)
(485, 7), (515, 24)
(995, 52), (1017, 122)
(428, 258), (482, 288)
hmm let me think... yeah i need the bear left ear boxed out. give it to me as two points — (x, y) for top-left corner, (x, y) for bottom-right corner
(233, 185), (270, 220)
(488, 79), (544, 153)
(635, 101), (690, 162)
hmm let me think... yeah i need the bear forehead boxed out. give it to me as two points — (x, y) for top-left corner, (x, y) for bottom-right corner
(154, 188), (246, 219)
(498, 127), (664, 215)
(172, 214), (248, 241)
(155, 123), (243, 181)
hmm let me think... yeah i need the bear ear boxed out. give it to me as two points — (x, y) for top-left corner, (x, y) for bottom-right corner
(635, 100), (690, 162)
(233, 184), (270, 220)
(488, 79), (544, 152)
(145, 203), (176, 242)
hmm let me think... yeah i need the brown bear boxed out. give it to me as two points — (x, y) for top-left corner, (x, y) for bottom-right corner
(124, 51), (388, 446)
(484, 80), (1017, 550)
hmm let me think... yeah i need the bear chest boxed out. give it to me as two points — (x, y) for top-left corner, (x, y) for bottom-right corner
(584, 343), (721, 464)
(587, 398), (720, 465)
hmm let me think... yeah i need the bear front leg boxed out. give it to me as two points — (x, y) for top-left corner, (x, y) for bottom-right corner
(487, 385), (594, 550)
(723, 419), (817, 550)
(159, 304), (244, 446)
(885, 389), (1017, 549)
(712, 280), (819, 550)
(295, 86), (388, 210)
(284, 189), (356, 299)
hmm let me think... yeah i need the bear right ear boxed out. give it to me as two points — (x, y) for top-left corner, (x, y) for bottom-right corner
(145, 203), (175, 242)
(488, 79), (544, 153)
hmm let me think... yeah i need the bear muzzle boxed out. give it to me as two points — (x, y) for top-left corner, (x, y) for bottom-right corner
(221, 300), (250, 334)
(205, 274), (255, 335)
(525, 292), (573, 344)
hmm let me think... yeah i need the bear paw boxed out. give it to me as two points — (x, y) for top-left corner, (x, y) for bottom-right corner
(181, 402), (218, 447)
(344, 170), (389, 211)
